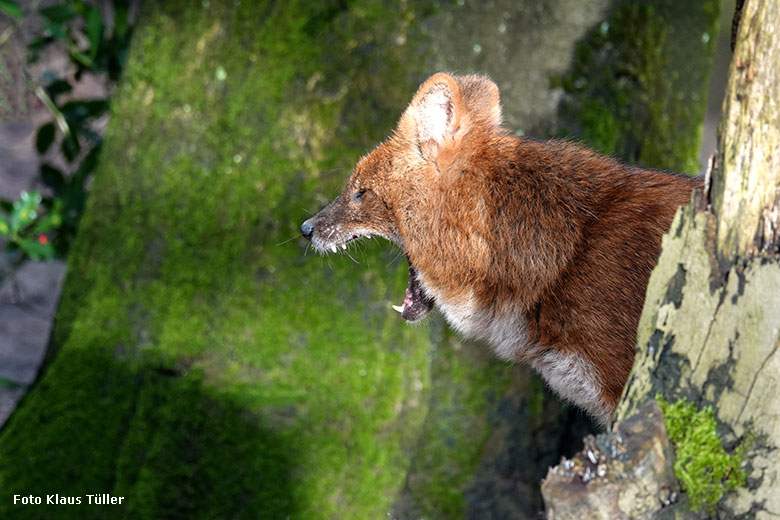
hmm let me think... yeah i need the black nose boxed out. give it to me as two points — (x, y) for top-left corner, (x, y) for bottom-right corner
(301, 219), (314, 241)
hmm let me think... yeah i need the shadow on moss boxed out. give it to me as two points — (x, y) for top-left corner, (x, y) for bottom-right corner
(0, 349), (296, 520)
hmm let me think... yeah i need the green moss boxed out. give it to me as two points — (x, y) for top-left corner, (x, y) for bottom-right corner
(557, 0), (720, 173)
(2, 1), (724, 517)
(657, 396), (745, 513)
(397, 325), (512, 518)
(0, 1), (512, 518)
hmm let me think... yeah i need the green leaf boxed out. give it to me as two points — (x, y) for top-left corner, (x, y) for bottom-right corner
(26, 36), (53, 62)
(10, 190), (42, 233)
(35, 122), (57, 155)
(86, 6), (103, 58)
(0, 0), (22, 19)
(0, 377), (23, 389)
(71, 143), (101, 184)
(33, 211), (62, 234)
(43, 20), (68, 42)
(0, 218), (9, 236)
(18, 237), (55, 260)
(19, 191), (36, 204)
(45, 78), (73, 100)
(61, 99), (110, 120)
(61, 134), (81, 162)
(40, 164), (65, 194)
(71, 0), (87, 16)
(40, 4), (77, 24)
(69, 49), (94, 69)
(113, 4), (129, 40)
(59, 183), (86, 226)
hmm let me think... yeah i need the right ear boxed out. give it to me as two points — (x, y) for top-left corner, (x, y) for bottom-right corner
(399, 73), (465, 161)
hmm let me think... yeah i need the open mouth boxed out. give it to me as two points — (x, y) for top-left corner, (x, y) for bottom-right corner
(309, 226), (435, 322)
(325, 234), (362, 253)
(391, 259), (435, 323)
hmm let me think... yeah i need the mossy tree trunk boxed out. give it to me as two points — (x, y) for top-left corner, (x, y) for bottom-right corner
(616, 0), (780, 516)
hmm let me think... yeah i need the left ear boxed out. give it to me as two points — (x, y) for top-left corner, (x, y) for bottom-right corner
(399, 73), (466, 160)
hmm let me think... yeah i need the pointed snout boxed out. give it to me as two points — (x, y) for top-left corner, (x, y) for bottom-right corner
(301, 219), (314, 241)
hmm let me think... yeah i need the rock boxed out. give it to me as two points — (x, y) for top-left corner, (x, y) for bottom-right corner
(542, 400), (678, 520)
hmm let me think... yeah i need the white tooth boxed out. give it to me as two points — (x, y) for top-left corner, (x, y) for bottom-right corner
(391, 304), (404, 314)
(331, 246), (337, 253)
(342, 244), (347, 250)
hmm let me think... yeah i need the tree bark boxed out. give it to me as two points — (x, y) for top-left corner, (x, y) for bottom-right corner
(711, 0), (780, 263)
(620, 3), (780, 517)
(544, 1), (780, 518)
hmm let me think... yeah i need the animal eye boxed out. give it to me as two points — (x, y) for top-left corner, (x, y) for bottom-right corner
(353, 189), (367, 201)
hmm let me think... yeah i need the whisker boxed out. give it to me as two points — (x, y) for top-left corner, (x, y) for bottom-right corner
(386, 247), (405, 267)
(318, 167), (345, 177)
(344, 248), (360, 264)
(276, 234), (300, 246)
(355, 240), (370, 266)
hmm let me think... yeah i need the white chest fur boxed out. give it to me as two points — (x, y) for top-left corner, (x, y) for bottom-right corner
(417, 273), (534, 361)
(419, 276), (609, 424)
(530, 350), (609, 424)
(436, 293), (534, 362)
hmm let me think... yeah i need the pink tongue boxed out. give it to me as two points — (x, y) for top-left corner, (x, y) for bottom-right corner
(393, 285), (415, 314)
(403, 288), (414, 307)
(392, 259), (435, 321)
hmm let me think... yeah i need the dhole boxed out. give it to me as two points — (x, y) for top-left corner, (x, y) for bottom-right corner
(301, 72), (700, 425)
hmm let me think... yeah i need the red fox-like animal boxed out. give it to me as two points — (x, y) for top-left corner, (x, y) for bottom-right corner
(301, 73), (700, 425)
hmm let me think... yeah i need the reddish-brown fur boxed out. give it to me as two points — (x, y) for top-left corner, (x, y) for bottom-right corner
(302, 73), (701, 423)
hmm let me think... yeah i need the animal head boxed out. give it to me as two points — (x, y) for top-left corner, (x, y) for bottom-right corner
(301, 72), (505, 321)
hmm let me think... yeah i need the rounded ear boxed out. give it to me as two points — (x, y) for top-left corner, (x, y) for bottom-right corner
(458, 74), (502, 130)
(399, 73), (465, 156)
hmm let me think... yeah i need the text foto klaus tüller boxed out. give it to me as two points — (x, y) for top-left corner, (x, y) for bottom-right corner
(14, 494), (125, 505)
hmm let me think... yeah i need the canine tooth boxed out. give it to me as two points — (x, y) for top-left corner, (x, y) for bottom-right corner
(342, 244), (347, 250)
(331, 245), (337, 253)
(391, 304), (404, 314)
